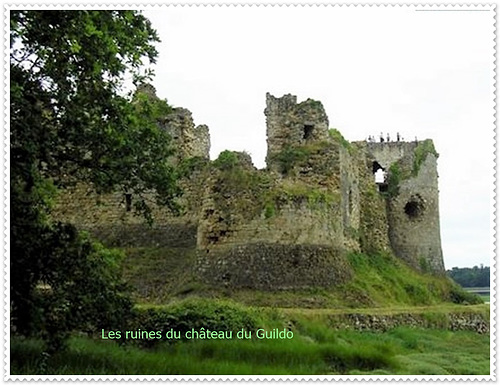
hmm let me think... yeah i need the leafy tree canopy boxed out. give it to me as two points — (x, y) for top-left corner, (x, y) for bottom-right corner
(10, 10), (177, 350)
(447, 265), (490, 288)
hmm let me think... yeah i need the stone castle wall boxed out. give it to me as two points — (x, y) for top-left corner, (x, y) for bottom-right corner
(195, 162), (351, 289)
(52, 87), (210, 249)
(52, 91), (446, 293)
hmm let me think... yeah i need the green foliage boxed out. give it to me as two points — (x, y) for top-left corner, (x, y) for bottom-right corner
(328, 128), (352, 152)
(413, 139), (439, 176)
(384, 162), (401, 198)
(263, 202), (276, 219)
(131, 299), (262, 347)
(447, 265), (490, 288)
(270, 145), (310, 175)
(10, 10), (174, 351)
(11, 10), (180, 212)
(13, 223), (133, 352)
(11, 326), (490, 374)
(448, 285), (483, 305)
(212, 150), (241, 170)
(177, 156), (210, 178)
(305, 99), (324, 110)
(341, 252), (458, 307)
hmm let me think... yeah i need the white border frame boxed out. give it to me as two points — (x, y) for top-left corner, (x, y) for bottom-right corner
(2, 2), (496, 382)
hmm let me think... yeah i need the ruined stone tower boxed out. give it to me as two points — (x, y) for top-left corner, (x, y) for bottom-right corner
(265, 92), (330, 170)
(364, 141), (444, 272)
(262, 93), (444, 275)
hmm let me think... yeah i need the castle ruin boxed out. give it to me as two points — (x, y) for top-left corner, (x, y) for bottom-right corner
(53, 91), (444, 292)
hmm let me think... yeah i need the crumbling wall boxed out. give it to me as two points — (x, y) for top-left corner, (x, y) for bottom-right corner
(160, 108), (210, 162)
(265, 93), (329, 171)
(195, 153), (351, 290)
(51, 170), (206, 248)
(52, 88), (211, 248)
(352, 142), (392, 255)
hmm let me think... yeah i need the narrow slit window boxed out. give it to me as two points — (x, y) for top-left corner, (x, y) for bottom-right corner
(125, 193), (132, 212)
(303, 125), (314, 140)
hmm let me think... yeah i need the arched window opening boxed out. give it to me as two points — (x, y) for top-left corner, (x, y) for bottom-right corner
(372, 161), (384, 174)
(374, 169), (385, 184)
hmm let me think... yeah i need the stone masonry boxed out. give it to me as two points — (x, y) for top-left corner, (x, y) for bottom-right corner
(53, 91), (446, 291)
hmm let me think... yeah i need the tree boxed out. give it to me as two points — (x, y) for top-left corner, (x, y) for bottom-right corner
(10, 10), (178, 350)
(447, 266), (490, 288)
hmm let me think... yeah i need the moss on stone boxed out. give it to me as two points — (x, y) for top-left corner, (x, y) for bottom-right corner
(413, 139), (439, 176)
(386, 162), (401, 198)
(269, 141), (332, 176)
(264, 180), (341, 213)
(328, 128), (352, 152)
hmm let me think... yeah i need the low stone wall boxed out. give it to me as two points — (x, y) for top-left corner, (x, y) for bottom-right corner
(327, 311), (489, 334)
(196, 243), (353, 290)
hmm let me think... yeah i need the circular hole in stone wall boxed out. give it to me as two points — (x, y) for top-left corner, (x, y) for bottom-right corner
(404, 195), (425, 219)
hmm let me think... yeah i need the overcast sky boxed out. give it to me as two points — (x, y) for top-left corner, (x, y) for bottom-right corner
(142, 5), (494, 269)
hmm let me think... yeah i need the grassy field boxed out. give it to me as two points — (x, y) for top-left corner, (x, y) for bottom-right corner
(11, 326), (489, 375)
(12, 248), (487, 375)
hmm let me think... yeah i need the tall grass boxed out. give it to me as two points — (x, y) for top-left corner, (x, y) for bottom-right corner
(11, 325), (489, 375)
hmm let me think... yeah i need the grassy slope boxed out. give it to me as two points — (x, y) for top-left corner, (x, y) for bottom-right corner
(121, 246), (199, 302)
(122, 246), (481, 309)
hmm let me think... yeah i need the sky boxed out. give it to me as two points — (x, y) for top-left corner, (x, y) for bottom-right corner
(141, 5), (494, 269)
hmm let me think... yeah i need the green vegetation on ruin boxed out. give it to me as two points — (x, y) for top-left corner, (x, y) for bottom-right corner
(380, 140), (439, 199)
(413, 139), (439, 176)
(210, 150), (340, 219)
(298, 98), (324, 111)
(262, 180), (341, 218)
(269, 141), (333, 176)
(328, 128), (352, 152)
(120, 243), (481, 309)
(384, 162), (402, 198)
(212, 150), (249, 171)
(177, 156), (210, 177)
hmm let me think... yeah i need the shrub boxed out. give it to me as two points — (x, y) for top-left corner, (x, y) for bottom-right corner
(264, 202), (276, 219)
(213, 150), (241, 170)
(448, 285), (483, 305)
(385, 162), (401, 198)
(328, 128), (351, 152)
(177, 156), (209, 177)
(270, 146), (310, 175)
(130, 298), (262, 347)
